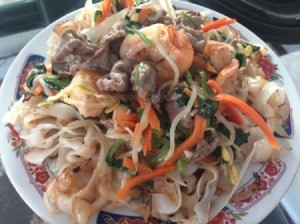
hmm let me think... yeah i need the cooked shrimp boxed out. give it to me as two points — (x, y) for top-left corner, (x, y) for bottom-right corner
(215, 58), (239, 93)
(120, 24), (194, 82)
(69, 70), (118, 117)
(204, 40), (234, 72)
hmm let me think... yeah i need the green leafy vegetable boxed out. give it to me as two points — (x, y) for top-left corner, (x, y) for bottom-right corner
(175, 87), (189, 108)
(181, 11), (197, 29)
(200, 71), (214, 97)
(217, 123), (250, 146)
(198, 99), (218, 119)
(176, 156), (188, 172)
(106, 140), (127, 170)
(114, 0), (123, 11)
(235, 51), (247, 68)
(26, 63), (46, 88)
(44, 78), (70, 91)
(150, 132), (170, 166)
(217, 31), (227, 41)
(125, 21), (152, 46)
(94, 10), (102, 23)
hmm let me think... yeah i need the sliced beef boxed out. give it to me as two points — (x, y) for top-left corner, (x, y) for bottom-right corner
(130, 62), (157, 98)
(151, 81), (172, 113)
(52, 26), (126, 74)
(192, 136), (220, 162)
(174, 10), (205, 52)
(144, 10), (173, 26)
(164, 92), (194, 130)
(97, 59), (133, 92)
(174, 10), (204, 29)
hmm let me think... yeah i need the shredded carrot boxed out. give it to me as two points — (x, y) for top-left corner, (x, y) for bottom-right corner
(34, 86), (43, 95)
(207, 80), (222, 95)
(115, 105), (138, 131)
(184, 87), (199, 106)
(46, 67), (52, 74)
(192, 54), (217, 73)
(138, 8), (152, 24)
(222, 104), (244, 125)
(148, 108), (160, 131)
(123, 157), (152, 174)
(214, 94), (279, 149)
(137, 96), (147, 109)
(136, 95), (160, 131)
(119, 121), (136, 130)
(132, 122), (141, 147)
(201, 17), (236, 32)
(118, 113), (138, 122)
(117, 164), (175, 199)
(102, 0), (112, 19)
(163, 115), (206, 166)
(126, 0), (134, 7)
(142, 125), (152, 156)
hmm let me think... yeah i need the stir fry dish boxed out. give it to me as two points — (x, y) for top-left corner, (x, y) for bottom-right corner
(4, 0), (291, 223)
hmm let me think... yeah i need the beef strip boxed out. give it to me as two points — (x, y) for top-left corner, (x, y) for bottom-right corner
(192, 135), (220, 162)
(151, 81), (172, 113)
(174, 10), (205, 52)
(130, 62), (157, 98)
(164, 92), (194, 130)
(52, 26), (126, 74)
(97, 59), (133, 92)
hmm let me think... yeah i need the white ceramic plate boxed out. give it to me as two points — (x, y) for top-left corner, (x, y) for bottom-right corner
(1, 1), (300, 223)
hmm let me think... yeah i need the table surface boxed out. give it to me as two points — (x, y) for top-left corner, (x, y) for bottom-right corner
(0, 1), (300, 223)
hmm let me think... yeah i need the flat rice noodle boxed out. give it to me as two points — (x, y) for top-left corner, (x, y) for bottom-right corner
(151, 181), (182, 214)
(208, 146), (258, 221)
(72, 198), (93, 224)
(75, 169), (98, 202)
(25, 143), (61, 166)
(67, 138), (100, 161)
(166, 171), (186, 186)
(186, 164), (219, 224)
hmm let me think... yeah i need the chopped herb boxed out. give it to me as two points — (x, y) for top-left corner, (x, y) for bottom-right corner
(175, 87), (189, 108)
(44, 78), (70, 91)
(217, 123), (250, 146)
(198, 99), (218, 119)
(235, 51), (246, 68)
(200, 71), (214, 97)
(181, 11), (197, 29)
(125, 21), (152, 46)
(176, 156), (188, 172)
(94, 10), (102, 23)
